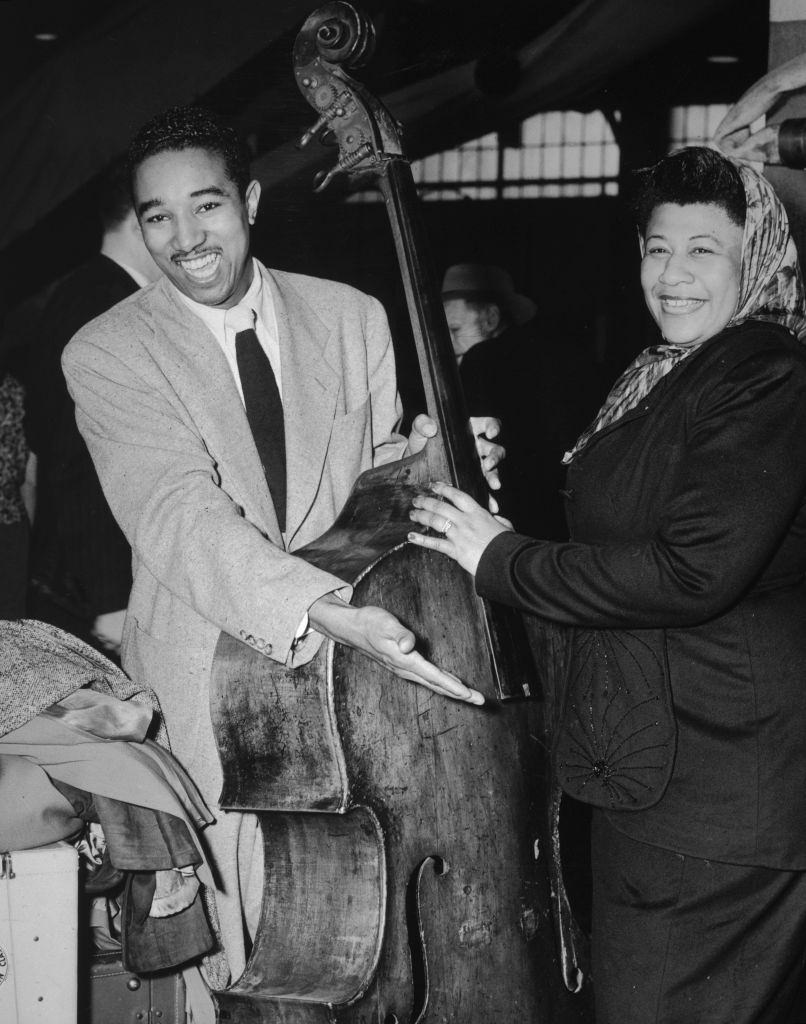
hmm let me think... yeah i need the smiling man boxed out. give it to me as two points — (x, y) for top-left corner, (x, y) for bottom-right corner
(62, 106), (496, 992)
(134, 144), (258, 307)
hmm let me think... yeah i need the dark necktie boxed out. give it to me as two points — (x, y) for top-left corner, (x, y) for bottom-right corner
(229, 307), (287, 532)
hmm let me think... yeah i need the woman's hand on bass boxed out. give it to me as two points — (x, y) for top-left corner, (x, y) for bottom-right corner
(408, 481), (512, 576)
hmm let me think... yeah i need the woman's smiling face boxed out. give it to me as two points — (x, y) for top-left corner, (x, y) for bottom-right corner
(640, 202), (744, 347)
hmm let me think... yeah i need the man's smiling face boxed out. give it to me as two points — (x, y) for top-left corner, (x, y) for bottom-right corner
(134, 146), (260, 309)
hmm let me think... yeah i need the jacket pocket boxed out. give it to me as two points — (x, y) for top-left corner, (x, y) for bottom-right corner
(330, 398), (370, 451)
(554, 627), (677, 810)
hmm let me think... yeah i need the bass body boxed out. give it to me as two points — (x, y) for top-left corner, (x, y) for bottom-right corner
(211, 5), (592, 1020)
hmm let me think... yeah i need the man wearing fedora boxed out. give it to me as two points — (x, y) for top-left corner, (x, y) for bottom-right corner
(442, 263), (537, 365)
(442, 262), (590, 539)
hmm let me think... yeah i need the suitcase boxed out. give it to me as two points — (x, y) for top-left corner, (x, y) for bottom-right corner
(0, 842), (79, 1024)
(85, 954), (186, 1023)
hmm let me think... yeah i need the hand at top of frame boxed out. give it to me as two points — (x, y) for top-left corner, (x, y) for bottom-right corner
(408, 480), (513, 577)
(714, 51), (806, 165)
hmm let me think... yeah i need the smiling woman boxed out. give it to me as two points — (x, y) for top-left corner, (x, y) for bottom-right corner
(409, 147), (806, 1023)
(640, 202), (743, 346)
(559, 146), (806, 464)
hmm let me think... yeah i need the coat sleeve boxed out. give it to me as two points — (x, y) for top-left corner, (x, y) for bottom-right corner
(63, 326), (351, 667)
(364, 294), (407, 468)
(475, 346), (806, 628)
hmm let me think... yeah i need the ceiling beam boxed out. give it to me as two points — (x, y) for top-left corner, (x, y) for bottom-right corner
(0, 0), (314, 249)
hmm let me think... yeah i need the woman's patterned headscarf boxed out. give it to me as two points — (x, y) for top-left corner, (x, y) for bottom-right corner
(732, 162), (806, 337)
(564, 154), (806, 464)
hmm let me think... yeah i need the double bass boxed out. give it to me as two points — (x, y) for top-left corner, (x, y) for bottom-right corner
(210, 4), (592, 1020)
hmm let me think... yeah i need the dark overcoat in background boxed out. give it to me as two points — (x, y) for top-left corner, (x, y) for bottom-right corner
(459, 315), (598, 540)
(25, 254), (136, 627)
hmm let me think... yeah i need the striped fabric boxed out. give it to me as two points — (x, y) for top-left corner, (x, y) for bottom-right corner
(564, 158), (806, 464)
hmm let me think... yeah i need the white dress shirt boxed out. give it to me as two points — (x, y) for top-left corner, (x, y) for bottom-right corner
(171, 259), (316, 637)
(174, 258), (283, 403)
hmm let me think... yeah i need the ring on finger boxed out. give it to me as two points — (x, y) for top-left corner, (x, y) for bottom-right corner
(442, 518), (453, 535)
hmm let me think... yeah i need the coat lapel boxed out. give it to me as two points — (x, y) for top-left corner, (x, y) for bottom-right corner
(266, 268), (339, 544)
(141, 281), (282, 539)
(576, 342), (713, 459)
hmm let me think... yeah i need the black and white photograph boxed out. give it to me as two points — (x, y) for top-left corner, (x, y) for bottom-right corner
(1, 1), (805, 1021)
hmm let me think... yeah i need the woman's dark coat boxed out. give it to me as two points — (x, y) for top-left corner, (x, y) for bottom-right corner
(476, 320), (806, 869)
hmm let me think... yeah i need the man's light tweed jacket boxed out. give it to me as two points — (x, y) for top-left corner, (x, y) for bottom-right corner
(63, 262), (406, 800)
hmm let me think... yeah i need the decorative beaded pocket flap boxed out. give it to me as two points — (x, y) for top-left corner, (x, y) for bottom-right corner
(554, 628), (677, 810)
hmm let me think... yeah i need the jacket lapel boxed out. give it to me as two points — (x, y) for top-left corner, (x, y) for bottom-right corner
(576, 341), (715, 459)
(266, 268), (339, 544)
(141, 281), (282, 540)
(583, 399), (654, 452)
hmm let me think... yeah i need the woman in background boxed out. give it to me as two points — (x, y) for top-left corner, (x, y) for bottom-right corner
(410, 147), (806, 1023)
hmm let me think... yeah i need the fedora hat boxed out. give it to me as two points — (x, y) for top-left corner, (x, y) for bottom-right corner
(441, 263), (536, 326)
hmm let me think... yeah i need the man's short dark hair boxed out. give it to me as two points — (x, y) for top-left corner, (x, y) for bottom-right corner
(96, 157), (134, 231)
(630, 147), (746, 237)
(127, 106), (252, 198)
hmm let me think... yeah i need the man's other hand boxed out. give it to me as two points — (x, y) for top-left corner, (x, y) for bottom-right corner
(308, 593), (484, 705)
(403, 413), (438, 456)
(405, 413), (505, 513)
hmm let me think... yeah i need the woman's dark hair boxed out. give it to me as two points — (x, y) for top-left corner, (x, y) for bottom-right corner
(630, 147), (746, 237)
(127, 106), (252, 198)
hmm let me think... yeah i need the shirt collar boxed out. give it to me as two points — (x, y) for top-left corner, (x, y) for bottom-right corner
(172, 258), (264, 335)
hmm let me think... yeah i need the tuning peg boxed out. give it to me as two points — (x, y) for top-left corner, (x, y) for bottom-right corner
(312, 141), (373, 193)
(313, 164), (341, 193)
(298, 114), (329, 149)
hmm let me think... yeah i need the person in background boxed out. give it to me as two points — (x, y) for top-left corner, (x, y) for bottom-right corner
(63, 106), (501, 998)
(442, 262), (593, 539)
(442, 262), (537, 366)
(412, 148), (806, 1023)
(25, 159), (161, 658)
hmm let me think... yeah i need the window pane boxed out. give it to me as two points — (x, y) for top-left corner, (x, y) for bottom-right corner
(479, 148), (498, 180)
(503, 147), (522, 179)
(409, 107), (620, 199)
(669, 104), (730, 149)
(442, 150), (460, 180)
(564, 143), (583, 178)
(564, 110), (584, 143)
